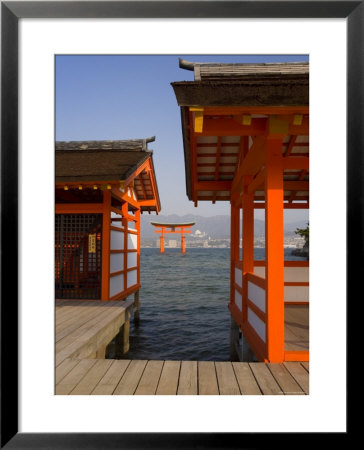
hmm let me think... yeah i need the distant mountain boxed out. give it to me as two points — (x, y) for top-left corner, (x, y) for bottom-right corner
(284, 220), (309, 234)
(141, 214), (307, 239)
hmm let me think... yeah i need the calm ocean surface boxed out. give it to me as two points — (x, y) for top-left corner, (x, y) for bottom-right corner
(108, 247), (306, 362)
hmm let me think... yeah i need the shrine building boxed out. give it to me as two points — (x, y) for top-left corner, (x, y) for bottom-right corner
(171, 59), (309, 363)
(55, 137), (161, 302)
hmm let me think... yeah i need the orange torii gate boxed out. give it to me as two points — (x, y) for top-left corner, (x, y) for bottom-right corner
(151, 222), (195, 253)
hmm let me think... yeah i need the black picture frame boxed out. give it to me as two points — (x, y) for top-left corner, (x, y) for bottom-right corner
(1, 1), (357, 448)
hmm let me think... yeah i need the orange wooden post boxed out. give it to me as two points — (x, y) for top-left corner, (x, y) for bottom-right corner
(135, 208), (141, 286)
(242, 176), (254, 325)
(265, 136), (285, 362)
(160, 227), (165, 253)
(122, 202), (128, 293)
(181, 228), (186, 253)
(230, 203), (240, 305)
(101, 190), (111, 300)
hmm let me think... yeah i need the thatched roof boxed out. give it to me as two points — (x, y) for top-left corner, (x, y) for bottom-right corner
(172, 59), (309, 107)
(178, 59), (309, 78)
(55, 137), (155, 182)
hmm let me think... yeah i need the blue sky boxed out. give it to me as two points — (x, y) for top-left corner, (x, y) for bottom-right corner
(56, 54), (309, 221)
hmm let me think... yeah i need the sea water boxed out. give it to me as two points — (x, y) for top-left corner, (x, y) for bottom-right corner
(109, 247), (306, 361)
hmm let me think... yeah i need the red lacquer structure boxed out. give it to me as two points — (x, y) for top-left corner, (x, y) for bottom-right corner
(55, 138), (161, 301)
(151, 222), (195, 253)
(172, 60), (309, 363)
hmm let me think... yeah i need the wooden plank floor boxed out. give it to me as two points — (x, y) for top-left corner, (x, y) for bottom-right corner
(55, 299), (134, 367)
(56, 359), (309, 395)
(284, 304), (309, 351)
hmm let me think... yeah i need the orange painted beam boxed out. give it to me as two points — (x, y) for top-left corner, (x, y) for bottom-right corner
(246, 272), (266, 290)
(254, 260), (309, 267)
(232, 135), (267, 192)
(56, 181), (118, 190)
(154, 230), (192, 234)
(119, 191), (158, 213)
(247, 169), (266, 194)
(110, 225), (124, 233)
(247, 298), (266, 323)
(284, 351), (309, 362)
(234, 260), (243, 270)
(198, 117), (267, 137)
(284, 135), (297, 157)
(265, 137), (285, 362)
(288, 168), (307, 203)
(234, 282), (243, 296)
(111, 187), (138, 209)
(254, 202), (309, 209)
(123, 158), (150, 188)
(282, 157), (309, 171)
(153, 226), (192, 233)
(109, 283), (141, 301)
(288, 117), (309, 136)
(232, 197), (309, 209)
(55, 203), (104, 213)
(248, 177), (308, 194)
(284, 181), (309, 191)
(138, 199), (157, 207)
(110, 205), (136, 223)
(192, 116), (308, 138)
(203, 106), (309, 116)
(197, 195), (231, 201)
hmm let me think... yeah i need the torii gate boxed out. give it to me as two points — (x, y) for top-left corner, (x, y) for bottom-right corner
(151, 222), (195, 253)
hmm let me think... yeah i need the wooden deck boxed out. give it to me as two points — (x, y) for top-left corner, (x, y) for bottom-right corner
(55, 300), (308, 395)
(284, 305), (309, 351)
(56, 358), (309, 395)
(55, 299), (135, 367)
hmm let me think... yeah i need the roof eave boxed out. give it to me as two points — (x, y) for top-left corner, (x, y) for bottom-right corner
(171, 79), (309, 108)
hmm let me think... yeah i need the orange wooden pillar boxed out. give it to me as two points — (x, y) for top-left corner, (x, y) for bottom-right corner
(160, 227), (165, 253)
(135, 208), (141, 286)
(181, 228), (186, 253)
(265, 136), (285, 362)
(230, 202), (240, 306)
(121, 202), (129, 293)
(101, 190), (111, 301)
(242, 176), (254, 325)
